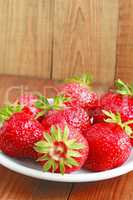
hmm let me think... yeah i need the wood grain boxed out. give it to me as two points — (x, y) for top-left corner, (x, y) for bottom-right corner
(116, 0), (133, 82)
(0, 166), (72, 200)
(0, 0), (53, 78)
(69, 173), (133, 200)
(52, 0), (119, 84)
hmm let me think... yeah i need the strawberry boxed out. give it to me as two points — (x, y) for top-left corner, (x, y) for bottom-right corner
(92, 79), (133, 145)
(35, 95), (91, 133)
(18, 95), (40, 117)
(57, 73), (98, 110)
(34, 124), (89, 174)
(92, 79), (133, 124)
(0, 105), (44, 158)
(84, 112), (132, 172)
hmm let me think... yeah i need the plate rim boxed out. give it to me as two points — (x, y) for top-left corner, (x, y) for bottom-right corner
(0, 152), (133, 182)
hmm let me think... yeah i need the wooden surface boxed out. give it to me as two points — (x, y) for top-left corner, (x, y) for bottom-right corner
(116, 0), (133, 83)
(0, 0), (120, 84)
(0, 75), (133, 200)
(52, 0), (118, 85)
(0, 0), (52, 79)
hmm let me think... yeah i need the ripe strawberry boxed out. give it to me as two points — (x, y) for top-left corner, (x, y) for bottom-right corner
(57, 73), (98, 110)
(18, 95), (40, 117)
(34, 124), (89, 174)
(0, 105), (44, 158)
(92, 79), (133, 124)
(35, 95), (91, 133)
(84, 121), (131, 172)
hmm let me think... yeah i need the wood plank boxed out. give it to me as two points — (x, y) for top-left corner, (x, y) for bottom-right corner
(52, 0), (119, 84)
(0, 0), (53, 79)
(0, 75), (72, 200)
(0, 166), (72, 200)
(116, 0), (133, 82)
(68, 172), (133, 200)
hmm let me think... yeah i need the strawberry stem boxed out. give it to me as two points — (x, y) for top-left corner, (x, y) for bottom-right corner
(34, 125), (85, 175)
(0, 104), (22, 124)
(35, 95), (71, 118)
(65, 73), (93, 87)
(115, 79), (133, 96)
(103, 110), (133, 137)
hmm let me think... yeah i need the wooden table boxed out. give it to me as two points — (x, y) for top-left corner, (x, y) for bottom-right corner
(0, 75), (133, 200)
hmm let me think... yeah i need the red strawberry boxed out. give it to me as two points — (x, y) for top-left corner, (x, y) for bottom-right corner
(18, 95), (40, 117)
(92, 80), (133, 145)
(42, 107), (91, 133)
(35, 95), (91, 133)
(84, 122), (131, 172)
(0, 105), (44, 158)
(57, 73), (98, 110)
(92, 80), (133, 124)
(34, 124), (89, 174)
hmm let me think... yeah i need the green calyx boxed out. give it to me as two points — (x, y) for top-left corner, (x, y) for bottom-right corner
(0, 104), (22, 124)
(65, 73), (93, 87)
(103, 110), (133, 137)
(34, 125), (85, 175)
(115, 79), (133, 96)
(35, 95), (71, 118)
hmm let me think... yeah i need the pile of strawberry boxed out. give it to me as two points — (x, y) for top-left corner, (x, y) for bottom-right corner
(0, 74), (133, 175)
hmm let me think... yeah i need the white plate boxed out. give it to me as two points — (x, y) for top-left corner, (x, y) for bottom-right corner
(0, 150), (133, 182)
(0, 98), (133, 182)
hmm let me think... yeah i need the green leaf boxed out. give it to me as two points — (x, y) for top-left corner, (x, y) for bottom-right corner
(116, 90), (129, 95)
(51, 160), (57, 172)
(35, 111), (45, 119)
(43, 160), (53, 172)
(44, 133), (53, 144)
(59, 160), (65, 175)
(115, 112), (121, 122)
(64, 161), (72, 168)
(125, 125), (133, 136)
(39, 95), (49, 105)
(0, 104), (22, 123)
(34, 146), (50, 153)
(66, 157), (79, 167)
(35, 141), (50, 148)
(53, 96), (60, 105)
(129, 84), (133, 94)
(50, 126), (58, 141)
(57, 126), (62, 141)
(124, 120), (133, 125)
(104, 119), (114, 123)
(35, 101), (44, 109)
(103, 110), (123, 126)
(102, 110), (115, 120)
(35, 94), (71, 112)
(52, 95), (71, 109)
(65, 73), (93, 87)
(115, 79), (133, 96)
(68, 141), (85, 150)
(35, 95), (50, 111)
(67, 150), (81, 157)
(34, 140), (51, 154)
(36, 155), (49, 162)
(63, 126), (69, 141)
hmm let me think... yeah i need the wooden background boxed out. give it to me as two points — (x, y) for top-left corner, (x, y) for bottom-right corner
(0, 0), (132, 84)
